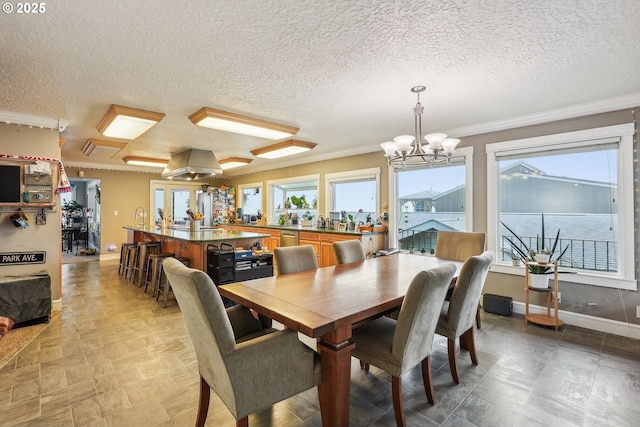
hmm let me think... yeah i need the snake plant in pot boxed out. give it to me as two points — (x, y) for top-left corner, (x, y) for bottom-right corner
(501, 214), (569, 288)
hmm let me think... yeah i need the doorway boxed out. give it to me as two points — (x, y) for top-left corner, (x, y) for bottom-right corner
(61, 178), (101, 263)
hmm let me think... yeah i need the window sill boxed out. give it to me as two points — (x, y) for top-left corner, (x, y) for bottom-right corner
(490, 263), (637, 291)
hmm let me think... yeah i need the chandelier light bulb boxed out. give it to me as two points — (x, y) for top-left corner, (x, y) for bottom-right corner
(442, 138), (460, 154)
(381, 141), (398, 157)
(393, 135), (415, 153)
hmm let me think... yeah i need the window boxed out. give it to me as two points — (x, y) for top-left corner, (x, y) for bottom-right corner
(266, 175), (319, 225)
(150, 180), (204, 225)
(388, 147), (474, 252)
(325, 168), (380, 225)
(486, 123), (636, 290)
(238, 182), (263, 217)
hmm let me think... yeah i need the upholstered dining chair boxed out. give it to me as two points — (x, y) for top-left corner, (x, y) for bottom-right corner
(162, 257), (321, 427)
(435, 231), (486, 328)
(435, 250), (494, 384)
(333, 239), (366, 264)
(350, 263), (457, 427)
(274, 245), (318, 275)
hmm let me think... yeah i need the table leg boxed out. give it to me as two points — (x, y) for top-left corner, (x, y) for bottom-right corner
(317, 328), (355, 427)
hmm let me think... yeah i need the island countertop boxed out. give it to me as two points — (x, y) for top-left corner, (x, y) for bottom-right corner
(124, 226), (272, 271)
(123, 225), (271, 243)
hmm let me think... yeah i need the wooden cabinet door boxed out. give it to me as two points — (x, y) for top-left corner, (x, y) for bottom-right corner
(300, 232), (321, 265)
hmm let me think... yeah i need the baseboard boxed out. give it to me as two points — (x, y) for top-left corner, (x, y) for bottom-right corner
(52, 299), (62, 312)
(512, 301), (640, 340)
(99, 253), (120, 261)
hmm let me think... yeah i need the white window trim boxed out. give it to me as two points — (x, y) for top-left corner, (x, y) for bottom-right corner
(237, 181), (263, 215)
(149, 179), (204, 221)
(388, 146), (474, 249)
(266, 174), (320, 225)
(486, 123), (636, 290)
(324, 167), (380, 216)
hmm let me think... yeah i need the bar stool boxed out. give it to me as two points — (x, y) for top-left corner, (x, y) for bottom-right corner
(145, 253), (174, 295)
(156, 256), (190, 308)
(119, 243), (137, 276)
(133, 242), (162, 287)
(125, 244), (140, 282)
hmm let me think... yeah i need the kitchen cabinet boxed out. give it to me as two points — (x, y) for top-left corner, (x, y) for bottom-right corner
(219, 224), (386, 268)
(299, 231), (321, 265)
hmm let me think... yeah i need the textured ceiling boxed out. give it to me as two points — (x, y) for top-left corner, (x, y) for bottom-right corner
(1, 0), (639, 176)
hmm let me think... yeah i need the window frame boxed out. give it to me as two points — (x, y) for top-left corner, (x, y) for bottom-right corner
(324, 167), (380, 217)
(265, 174), (320, 225)
(388, 146), (474, 249)
(237, 181), (263, 216)
(486, 123), (636, 290)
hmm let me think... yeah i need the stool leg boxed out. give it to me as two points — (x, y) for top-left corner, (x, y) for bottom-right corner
(155, 265), (165, 302)
(143, 257), (153, 293)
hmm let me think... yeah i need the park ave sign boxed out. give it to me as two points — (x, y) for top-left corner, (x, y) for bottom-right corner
(0, 251), (46, 265)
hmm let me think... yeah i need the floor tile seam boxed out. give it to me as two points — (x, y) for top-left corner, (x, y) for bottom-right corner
(438, 359), (501, 427)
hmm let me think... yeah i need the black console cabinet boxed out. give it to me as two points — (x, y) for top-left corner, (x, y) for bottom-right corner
(207, 244), (274, 306)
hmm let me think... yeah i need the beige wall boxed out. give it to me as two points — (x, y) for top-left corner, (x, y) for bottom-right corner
(0, 124), (62, 300)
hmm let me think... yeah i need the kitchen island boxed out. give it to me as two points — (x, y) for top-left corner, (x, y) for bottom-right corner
(124, 226), (271, 271)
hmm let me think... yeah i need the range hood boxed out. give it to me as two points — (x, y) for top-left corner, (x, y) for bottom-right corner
(161, 149), (223, 180)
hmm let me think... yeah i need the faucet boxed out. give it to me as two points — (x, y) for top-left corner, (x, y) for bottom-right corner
(134, 206), (146, 227)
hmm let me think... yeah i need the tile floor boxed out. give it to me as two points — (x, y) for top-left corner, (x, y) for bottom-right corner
(1, 260), (640, 426)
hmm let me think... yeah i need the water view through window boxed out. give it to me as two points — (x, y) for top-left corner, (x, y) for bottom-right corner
(396, 164), (466, 252)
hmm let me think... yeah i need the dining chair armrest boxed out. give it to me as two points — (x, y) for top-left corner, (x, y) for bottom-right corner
(226, 304), (263, 340)
(228, 329), (321, 392)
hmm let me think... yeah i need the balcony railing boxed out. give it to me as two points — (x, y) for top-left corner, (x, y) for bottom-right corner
(397, 229), (618, 273)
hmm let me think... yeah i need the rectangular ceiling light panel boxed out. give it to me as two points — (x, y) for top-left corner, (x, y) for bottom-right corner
(219, 157), (253, 170)
(97, 104), (165, 140)
(250, 139), (316, 159)
(189, 107), (298, 140)
(123, 156), (169, 167)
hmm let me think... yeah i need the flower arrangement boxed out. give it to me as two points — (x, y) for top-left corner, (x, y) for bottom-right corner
(501, 213), (569, 274)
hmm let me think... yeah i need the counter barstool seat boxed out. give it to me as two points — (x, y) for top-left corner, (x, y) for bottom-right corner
(156, 256), (190, 308)
(119, 243), (137, 276)
(145, 253), (174, 295)
(133, 242), (162, 287)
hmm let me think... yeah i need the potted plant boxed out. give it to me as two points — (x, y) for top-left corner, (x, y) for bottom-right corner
(347, 214), (355, 231)
(502, 248), (521, 266)
(501, 213), (569, 289)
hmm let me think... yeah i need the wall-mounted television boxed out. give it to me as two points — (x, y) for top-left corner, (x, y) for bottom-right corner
(0, 165), (21, 202)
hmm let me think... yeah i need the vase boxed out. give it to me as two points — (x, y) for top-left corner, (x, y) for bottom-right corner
(529, 273), (549, 289)
(535, 253), (550, 264)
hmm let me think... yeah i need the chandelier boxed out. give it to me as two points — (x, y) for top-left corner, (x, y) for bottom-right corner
(381, 86), (460, 168)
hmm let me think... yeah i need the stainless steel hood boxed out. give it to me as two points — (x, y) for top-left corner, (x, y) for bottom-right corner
(161, 149), (222, 180)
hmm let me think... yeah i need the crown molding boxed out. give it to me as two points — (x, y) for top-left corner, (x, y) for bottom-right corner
(444, 92), (640, 138)
(0, 109), (69, 131)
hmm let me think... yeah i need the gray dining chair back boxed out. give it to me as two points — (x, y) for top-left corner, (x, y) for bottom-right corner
(435, 230), (486, 328)
(162, 257), (321, 427)
(274, 245), (318, 275)
(436, 250), (494, 384)
(350, 263), (457, 427)
(333, 239), (366, 264)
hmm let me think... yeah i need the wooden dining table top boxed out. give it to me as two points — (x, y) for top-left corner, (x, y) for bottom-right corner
(218, 253), (463, 339)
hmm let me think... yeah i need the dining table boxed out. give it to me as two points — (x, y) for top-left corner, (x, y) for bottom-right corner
(218, 252), (463, 427)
